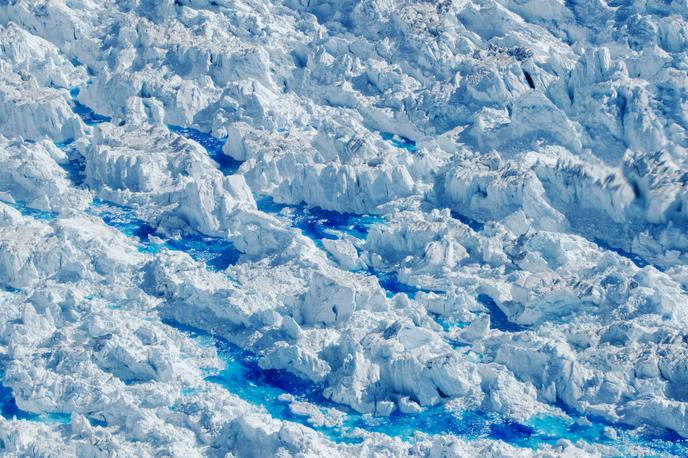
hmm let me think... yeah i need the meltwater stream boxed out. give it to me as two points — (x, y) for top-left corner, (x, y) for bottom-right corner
(77, 200), (683, 455)
(133, 130), (688, 456)
(255, 195), (383, 245)
(51, 117), (571, 449)
(56, 96), (688, 455)
(88, 199), (241, 271)
(61, 92), (245, 271)
(63, 90), (461, 301)
(0, 198), (652, 453)
(164, 318), (688, 456)
(164, 319), (619, 450)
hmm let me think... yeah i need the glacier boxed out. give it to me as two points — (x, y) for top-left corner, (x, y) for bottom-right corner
(0, 0), (687, 456)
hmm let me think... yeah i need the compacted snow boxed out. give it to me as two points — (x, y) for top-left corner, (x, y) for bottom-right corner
(0, 0), (687, 456)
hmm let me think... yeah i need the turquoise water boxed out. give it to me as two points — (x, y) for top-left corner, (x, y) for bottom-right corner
(380, 132), (416, 152)
(4, 201), (57, 220)
(1, 369), (103, 427)
(37, 412), (72, 424)
(164, 319), (361, 443)
(67, 97), (376, 272)
(161, 319), (688, 454)
(162, 319), (545, 445)
(88, 199), (157, 240)
(55, 92), (688, 453)
(432, 315), (469, 331)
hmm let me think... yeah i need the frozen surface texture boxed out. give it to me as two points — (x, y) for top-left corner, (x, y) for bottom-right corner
(0, 0), (687, 456)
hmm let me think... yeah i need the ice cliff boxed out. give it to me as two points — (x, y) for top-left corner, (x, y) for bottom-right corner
(0, 0), (687, 456)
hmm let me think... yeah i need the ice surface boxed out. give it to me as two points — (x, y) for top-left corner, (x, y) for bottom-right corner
(0, 0), (687, 456)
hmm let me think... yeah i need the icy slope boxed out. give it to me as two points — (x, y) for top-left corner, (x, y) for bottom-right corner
(0, 0), (687, 456)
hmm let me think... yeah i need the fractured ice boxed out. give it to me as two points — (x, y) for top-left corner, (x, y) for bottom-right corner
(0, 0), (687, 456)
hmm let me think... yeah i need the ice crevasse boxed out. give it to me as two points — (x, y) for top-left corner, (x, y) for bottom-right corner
(0, 0), (687, 457)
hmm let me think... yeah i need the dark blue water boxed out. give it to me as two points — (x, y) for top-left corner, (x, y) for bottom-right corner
(0, 378), (34, 421)
(63, 155), (86, 187)
(165, 235), (240, 270)
(72, 100), (112, 126)
(0, 375), (70, 424)
(355, 407), (542, 443)
(88, 418), (108, 427)
(89, 199), (156, 240)
(255, 194), (288, 215)
(380, 132), (416, 152)
(53, 139), (87, 186)
(54, 139), (75, 148)
(89, 200), (240, 271)
(69, 89), (242, 174)
(549, 400), (688, 456)
(256, 195), (384, 244)
(294, 208), (383, 246)
(367, 269), (437, 299)
(476, 294), (525, 333)
(593, 238), (652, 270)
(255, 195), (431, 298)
(163, 319), (361, 443)
(168, 125), (242, 175)
(256, 195), (439, 299)
(68, 86), (111, 125)
(57, 94), (687, 452)
(450, 210), (484, 232)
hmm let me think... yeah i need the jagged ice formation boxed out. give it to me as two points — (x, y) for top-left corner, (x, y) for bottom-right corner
(0, 0), (687, 456)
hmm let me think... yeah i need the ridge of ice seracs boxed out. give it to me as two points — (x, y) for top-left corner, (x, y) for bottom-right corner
(0, 0), (687, 456)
